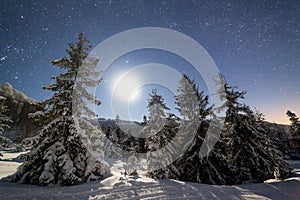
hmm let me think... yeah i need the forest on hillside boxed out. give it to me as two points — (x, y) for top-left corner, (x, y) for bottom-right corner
(0, 34), (299, 187)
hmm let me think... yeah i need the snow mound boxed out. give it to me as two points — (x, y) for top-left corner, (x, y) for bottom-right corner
(100, 176), (122, 188)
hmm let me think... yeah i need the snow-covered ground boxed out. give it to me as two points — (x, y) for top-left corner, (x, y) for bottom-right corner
(0, 151), (23, 179)
(0, 152), (299, 200)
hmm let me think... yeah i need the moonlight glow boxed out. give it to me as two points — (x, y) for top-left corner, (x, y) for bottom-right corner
(129, 87), (142, 103)
(113, 72), (141, 103)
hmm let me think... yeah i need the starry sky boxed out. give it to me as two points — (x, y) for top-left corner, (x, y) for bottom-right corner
(1, 0), (299, 124)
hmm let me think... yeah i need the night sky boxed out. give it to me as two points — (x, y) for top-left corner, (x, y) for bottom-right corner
(1, 0), (299, 124)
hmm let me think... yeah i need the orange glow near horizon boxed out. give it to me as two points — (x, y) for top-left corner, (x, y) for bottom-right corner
(262, 105), (300, 125)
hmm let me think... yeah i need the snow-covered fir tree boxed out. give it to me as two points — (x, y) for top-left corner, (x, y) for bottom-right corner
(115, 114), (120, 125)
(144, 89), (168, 153)
(31, 33), (101, 123)
(141, 115), (148, 126)
(147, 89), (170, 125)
(102, 123), (122, 159)
(253, 108), (266, 122)
(286, 110), (300, 132)
(144, 89), (178, 178)
(146, 115), (179, 179)
(217, 74), (290, 184)
(125, 142), (139, 177)
(170, 74), (232, 184)
(286, 110), (300, 159)
(144, 89), (170, 150)
(1, 33), (109, 186)
(175, 74), (211, 121)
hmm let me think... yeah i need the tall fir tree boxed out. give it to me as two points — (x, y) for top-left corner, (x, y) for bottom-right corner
(2, 33), (109, 186)
(286, 110), (300, 132)
(217, 74), (290, 184)
(32, 33), (101, 123)
(286, 110), (300, 159)
(144, 89), (178, 178)
(171, 74), (232, 184)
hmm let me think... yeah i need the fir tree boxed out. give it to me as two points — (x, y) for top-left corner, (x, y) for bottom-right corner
(286, 110), (300, 159)
(2, 33), (109, 186)
(253, 108), (265, 122)
(147, 89), (170, 124)
(286, 110), (300, 131)
(126, 139), (139, 177)
(144, 89), (176, 177)
(144, 89), (168, 151)
(175, 74), (211, 121)
(115, 114), (120, 124)
(217, 74), (290, 184)
(31, 33), (101, 123)
(171, 74), (231, 184)
(141, 115), (148, 126)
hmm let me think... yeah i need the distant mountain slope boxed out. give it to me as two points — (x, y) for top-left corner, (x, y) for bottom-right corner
(0, 83), (43, 142)
(258, 121), (300, 160)
(0, 83), (34, 104)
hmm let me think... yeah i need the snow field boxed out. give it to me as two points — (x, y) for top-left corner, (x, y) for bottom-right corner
(0, 152), (299, 200)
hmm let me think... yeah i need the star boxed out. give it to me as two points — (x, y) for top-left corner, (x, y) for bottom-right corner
(0, 56), (8, 61)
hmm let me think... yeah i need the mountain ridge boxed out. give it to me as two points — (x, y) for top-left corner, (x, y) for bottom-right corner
(0, 82), (43, 142)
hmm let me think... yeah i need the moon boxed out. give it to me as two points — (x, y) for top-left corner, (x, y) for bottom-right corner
(113, 72), (141, 103)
